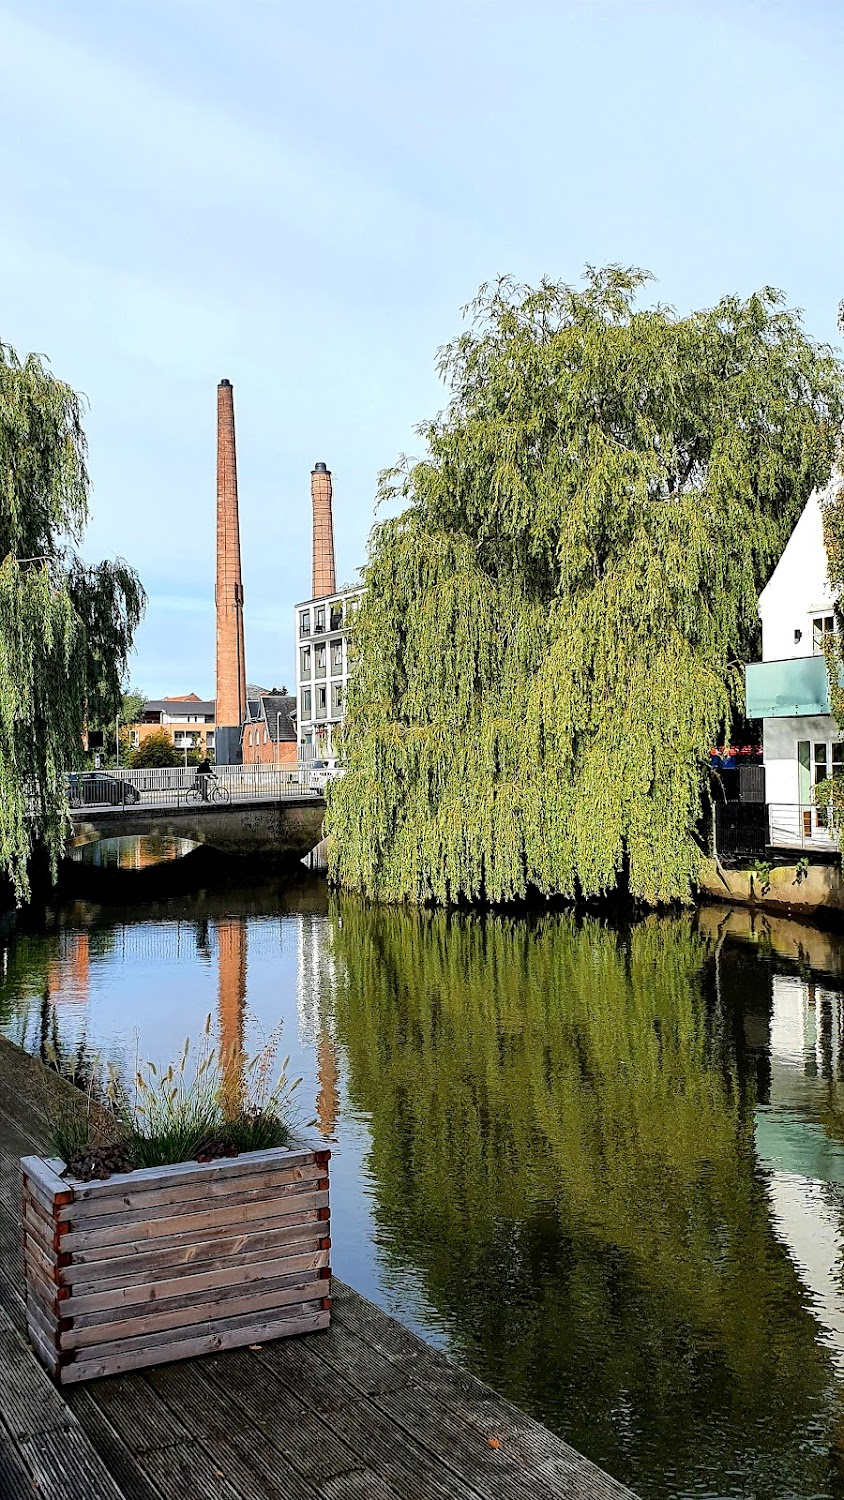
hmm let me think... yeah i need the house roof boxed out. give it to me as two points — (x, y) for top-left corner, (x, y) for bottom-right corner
(252, 694), (297, 742)
(143, 698), (215, 716)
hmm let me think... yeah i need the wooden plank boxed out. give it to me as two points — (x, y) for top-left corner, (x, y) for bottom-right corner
(0, 1429), (40, 1500)
(64, 1246), (330, 1317)
(68, 1263), (325, 1330)
(63, 1217), (328, 1287)
(24, 1233), (61, 1284)
(22, 1197), (60, 1246)
(61, 1187), (329, 1251)
(64, 1274), (326, 1349)
(59, 1308), (330, 1383)
(61, 1390), (166, 1500)
(25, 1300), (61, 1366)
(181, 1348), (377, 1488)
(0, 1308), (69, 1438)
(75, 1297), (326, 1362)
(23, 1254), (62, 1319)
(14, 1426), (127, 1500)
(136, 1364), (319, 1500)
(20, 1156), (70, 1205)
(66, 1140), (324, 1198)
(21, 1177), (63, 1224)
(58, 1161), (324, 1222)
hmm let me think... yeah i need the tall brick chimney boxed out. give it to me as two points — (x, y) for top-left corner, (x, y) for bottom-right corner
(311, 462), (336, 598)
(215, 379), (247, 759)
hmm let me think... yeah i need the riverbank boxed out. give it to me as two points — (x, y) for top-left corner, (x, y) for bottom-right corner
(0, 1036), (635, 1500)
(697, 854), (844, 922)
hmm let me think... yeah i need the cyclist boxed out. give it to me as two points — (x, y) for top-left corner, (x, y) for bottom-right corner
(194, 755), (215, 802)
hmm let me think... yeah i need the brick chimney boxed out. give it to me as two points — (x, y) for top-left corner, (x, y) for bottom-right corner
(216, 380), (247, 752)
(311, 462), (336, 599)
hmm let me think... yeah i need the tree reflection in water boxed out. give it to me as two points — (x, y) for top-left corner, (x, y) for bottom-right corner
(328, 899), (844, 1500)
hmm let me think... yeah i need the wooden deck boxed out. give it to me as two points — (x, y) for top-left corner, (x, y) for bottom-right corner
(0, 1037), (636, 1500)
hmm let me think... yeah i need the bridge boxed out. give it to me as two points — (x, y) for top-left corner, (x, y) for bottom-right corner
(69, 768), (327, 860)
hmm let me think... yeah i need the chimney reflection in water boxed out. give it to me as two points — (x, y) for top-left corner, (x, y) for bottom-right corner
(216, 917), (247, 1114)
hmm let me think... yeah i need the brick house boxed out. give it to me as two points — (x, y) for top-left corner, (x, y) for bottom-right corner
(241, 692), (297, 766)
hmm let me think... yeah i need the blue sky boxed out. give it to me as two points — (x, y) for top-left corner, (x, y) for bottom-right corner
(3, 0), (843, 697)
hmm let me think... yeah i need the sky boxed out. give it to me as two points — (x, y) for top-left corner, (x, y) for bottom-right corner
(3, 0), (843, 698)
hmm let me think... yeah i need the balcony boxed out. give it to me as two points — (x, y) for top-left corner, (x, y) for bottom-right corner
(744, 656), (830, 719)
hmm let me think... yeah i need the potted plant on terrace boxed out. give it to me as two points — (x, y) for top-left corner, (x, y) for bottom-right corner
(22, 1019), (330, 1384)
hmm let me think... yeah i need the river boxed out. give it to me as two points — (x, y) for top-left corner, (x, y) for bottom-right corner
(3, 839), (844, 1500)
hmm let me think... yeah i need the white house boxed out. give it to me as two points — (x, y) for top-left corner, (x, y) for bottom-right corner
(294, 586), (361, 760)
(745, 482), (842, 841)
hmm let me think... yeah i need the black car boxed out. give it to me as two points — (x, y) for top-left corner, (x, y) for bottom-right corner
(67, 772), (141, 808)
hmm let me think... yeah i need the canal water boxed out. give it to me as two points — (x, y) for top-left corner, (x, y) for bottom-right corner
(3, 842), (844, 1500)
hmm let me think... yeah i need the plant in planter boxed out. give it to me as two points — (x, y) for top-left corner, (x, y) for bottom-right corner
(22, 1020), (331, 1384)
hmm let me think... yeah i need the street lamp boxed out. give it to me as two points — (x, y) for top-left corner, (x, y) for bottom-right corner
(276, 711), (282, 769)
(115, 714), (120, 769)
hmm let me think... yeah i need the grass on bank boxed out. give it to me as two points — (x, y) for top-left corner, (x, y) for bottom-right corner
(44, 1013), (301, 1179)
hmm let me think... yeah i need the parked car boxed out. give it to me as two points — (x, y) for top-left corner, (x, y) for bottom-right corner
(305, 759), (344, 791)
(67, 772), (141, 807)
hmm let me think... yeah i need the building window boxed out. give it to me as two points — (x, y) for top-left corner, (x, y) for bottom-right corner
(813, 615), (836, 653)
(330, 603), (343, 631)
(331, 683), (343, 715)
(315, 605), (326, 633)
(301, 687), (312, 717)
(300, 609), (311, 636)
(300, 645), (311, 678)
(315, 644), (326, 679)
(330, 639), (343, 675)
(316, 686), (327, 718)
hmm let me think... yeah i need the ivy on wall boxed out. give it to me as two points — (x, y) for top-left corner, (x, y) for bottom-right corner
(328, 269), (844, 905)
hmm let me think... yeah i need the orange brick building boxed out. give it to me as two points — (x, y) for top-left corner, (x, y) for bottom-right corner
(241, 692), (297, 766)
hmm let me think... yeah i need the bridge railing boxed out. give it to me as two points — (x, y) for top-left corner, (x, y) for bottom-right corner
(67, 765), (328, 810)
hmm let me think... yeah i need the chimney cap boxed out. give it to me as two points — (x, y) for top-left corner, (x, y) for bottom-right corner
(219, 378), (232, 387)
(312, 461), (329, 474)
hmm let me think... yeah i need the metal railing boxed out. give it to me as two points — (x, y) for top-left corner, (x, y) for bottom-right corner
(67, 765), (328, 811)
(768, 803), (838, 852)
(714, 801), (840, 857)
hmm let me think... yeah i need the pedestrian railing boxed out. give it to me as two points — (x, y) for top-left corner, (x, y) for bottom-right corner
(714, 801), (840, 857)
(67, 765), (327, 811)
(768, 803), (838, 852)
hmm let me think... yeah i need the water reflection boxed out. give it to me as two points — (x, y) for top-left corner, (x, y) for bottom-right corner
(3, 880), (844, 1498)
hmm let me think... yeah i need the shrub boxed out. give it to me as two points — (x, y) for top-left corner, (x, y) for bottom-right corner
(45, 1015), (300, 1179)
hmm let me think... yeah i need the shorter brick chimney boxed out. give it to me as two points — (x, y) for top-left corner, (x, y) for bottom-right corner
(311, 462), (336, 599)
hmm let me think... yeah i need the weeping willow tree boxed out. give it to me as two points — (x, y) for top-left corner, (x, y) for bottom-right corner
(0, 342), (144, 897)
(327, 269), (844, 905)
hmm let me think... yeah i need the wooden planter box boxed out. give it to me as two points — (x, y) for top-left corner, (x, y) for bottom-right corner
(20, 1141), (331, 1384)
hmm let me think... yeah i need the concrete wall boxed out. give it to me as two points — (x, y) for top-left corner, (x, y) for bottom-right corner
(698, 856), (844, 919)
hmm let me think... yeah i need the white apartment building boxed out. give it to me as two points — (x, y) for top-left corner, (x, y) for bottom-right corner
(295, 587), (361, 759)
(745, 482), (842, 841)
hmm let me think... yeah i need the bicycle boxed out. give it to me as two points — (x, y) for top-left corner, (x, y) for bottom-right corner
(185, 779), (231, 806)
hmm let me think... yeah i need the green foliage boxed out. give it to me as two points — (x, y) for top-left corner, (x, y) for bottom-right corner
(126, 728), (182, 769)
(0, 342), (145, 897)
(328, 269), (844, 905)
(120, 687), (146, 727)
(751, 859), (773, 894)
